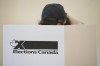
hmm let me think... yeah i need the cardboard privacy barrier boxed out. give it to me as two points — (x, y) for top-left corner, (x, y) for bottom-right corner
(3, 25), (96, 66)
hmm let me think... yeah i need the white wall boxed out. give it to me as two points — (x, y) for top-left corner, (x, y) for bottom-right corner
(0, 0), (100, 66)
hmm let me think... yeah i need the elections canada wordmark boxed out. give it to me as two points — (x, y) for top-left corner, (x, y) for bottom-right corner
(10, 39), (58, 54)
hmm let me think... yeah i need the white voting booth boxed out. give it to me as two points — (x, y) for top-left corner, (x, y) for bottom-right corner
(3, 25), (96, 66)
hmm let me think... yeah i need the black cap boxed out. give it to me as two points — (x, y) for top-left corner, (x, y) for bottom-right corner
(42, 4), (66, 20)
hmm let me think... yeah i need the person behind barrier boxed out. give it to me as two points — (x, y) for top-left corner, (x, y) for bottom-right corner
(39, 3), (83, 25)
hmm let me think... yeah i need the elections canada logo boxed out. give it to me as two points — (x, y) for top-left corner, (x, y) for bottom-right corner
(10, 39), (58, 54)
